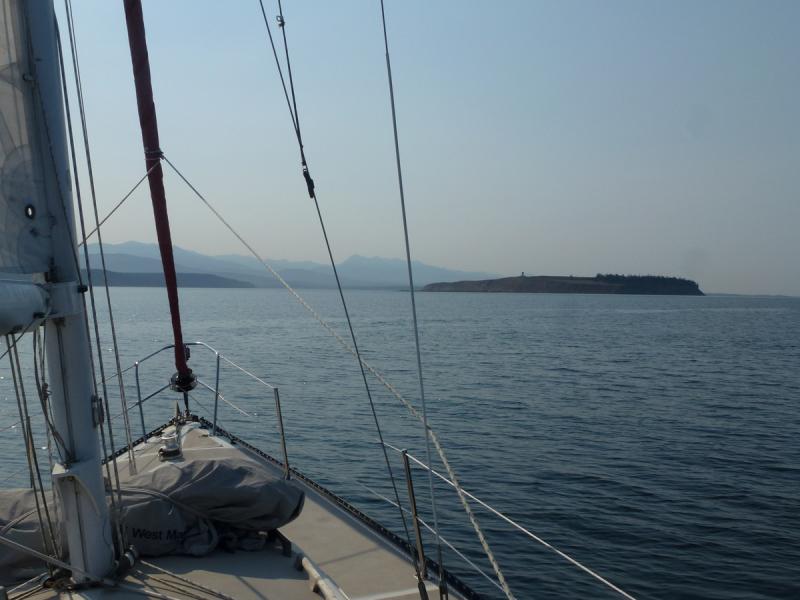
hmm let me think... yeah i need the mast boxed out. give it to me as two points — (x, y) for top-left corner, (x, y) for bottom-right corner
(27, 0), (115, 581)
(122, 0), (194, 394)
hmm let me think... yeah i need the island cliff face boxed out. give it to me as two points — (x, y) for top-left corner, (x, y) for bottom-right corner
(422, 274), (703, 295)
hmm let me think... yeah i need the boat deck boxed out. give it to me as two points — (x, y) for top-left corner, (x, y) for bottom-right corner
(15, 422), (452, 600)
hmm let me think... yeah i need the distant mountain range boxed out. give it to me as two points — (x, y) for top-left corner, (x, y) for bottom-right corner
(85, 242), (497, 289)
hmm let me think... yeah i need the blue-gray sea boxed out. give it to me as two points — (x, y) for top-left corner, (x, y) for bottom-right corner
(2, 289), (798, 599)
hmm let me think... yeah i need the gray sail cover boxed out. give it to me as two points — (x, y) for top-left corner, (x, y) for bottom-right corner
(0, 427), (304, 583)
(0, 0), (53, 274)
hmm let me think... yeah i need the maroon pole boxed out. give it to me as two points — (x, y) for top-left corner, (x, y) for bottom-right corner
(123, 0), (192, 384)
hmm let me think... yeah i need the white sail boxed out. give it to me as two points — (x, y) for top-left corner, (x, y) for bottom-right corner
(0, 0), (53, 274)
(0, 0), (115, 582)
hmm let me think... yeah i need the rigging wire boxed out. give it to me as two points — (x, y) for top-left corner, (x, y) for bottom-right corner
(6, 337), (34, 490)
(276, 0), (301, 135)
(0, 530), (111, 586)
(0, 420), (22, 435)
(254, 0), (419, 574)
(139, 559), (239, 600)
(128, 574), (217, 600)
(32, 327), (66, 560)
(256, 0), (302, 149)
(122, 0), (193, 387)
(55, 14), (128, 556)
(25, 5), (121, 563)
(64, 0), (137, 479)
(9, 6), (636, 597)
(6, 336), (63, 554)
(4, 335), (58, 566)
(78, 162), (158, 246)
(6, 571), (48, 597)
(375, 4), (453, 598)
(11, 348), (59, 561)
(0, 466), (31, 485)
(388, 444), (639, 600)
(355, 478), (506, 596)
(377, 4), (520, 597)
(0, 316), (40, 364)
(31, 329), (68, 463)
(163, 154), (513, 597)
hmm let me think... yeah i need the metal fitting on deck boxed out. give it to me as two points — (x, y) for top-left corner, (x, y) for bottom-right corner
(158, 429), (182, 461)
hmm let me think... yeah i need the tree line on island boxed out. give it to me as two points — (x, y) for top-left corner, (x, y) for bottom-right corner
(422, 273), (704, 295)
(593, 274), (702, 294)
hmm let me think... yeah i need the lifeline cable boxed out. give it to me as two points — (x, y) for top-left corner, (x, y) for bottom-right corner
(388, 444), (639, 600)
(355, 478), (506, 595)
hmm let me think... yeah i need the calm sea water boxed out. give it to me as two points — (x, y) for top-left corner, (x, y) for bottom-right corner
(2, 288), (798, 599)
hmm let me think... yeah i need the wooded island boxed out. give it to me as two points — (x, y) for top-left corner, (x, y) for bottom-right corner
(422, 274), (703, 295)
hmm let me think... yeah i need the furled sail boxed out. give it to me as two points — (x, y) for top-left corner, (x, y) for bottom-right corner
(0, 0), (53, 273)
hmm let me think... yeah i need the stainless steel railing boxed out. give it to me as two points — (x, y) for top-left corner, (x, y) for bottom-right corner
(112, 343), (635, 600)
(380, 442), (637, 600)
(117, 341), (290, 478)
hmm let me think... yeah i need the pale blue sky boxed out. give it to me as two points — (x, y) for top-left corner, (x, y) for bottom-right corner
(59, 1), (799, 295)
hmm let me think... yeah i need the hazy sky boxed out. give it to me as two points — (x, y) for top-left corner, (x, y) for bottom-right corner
(59, 1), (798, 295)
